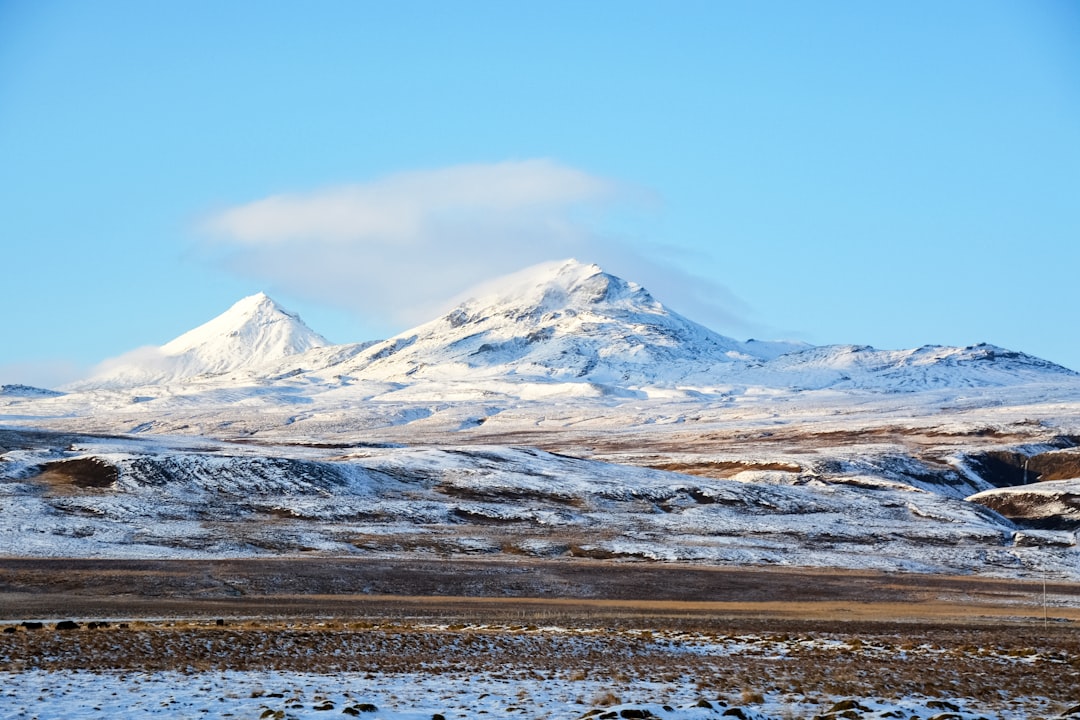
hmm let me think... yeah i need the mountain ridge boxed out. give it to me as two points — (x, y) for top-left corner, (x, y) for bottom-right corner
(61, 259), (1079, 395)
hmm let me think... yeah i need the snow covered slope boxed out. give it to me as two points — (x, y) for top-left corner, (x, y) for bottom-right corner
(7, 428), (1074, 579)
(70, 293), (330, 389)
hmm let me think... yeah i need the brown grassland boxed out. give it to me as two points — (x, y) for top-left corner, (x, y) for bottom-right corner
(1, 557), (1079, 714)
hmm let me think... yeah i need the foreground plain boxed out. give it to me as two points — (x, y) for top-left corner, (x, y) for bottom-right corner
(2, 559), (1080, 719)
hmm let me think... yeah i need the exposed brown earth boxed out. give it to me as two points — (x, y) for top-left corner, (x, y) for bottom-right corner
(965, 448), (1080, 487)
(647, 460), (804, 478)
(1, 557), (1077, 626)
(35, 457), (119, 494)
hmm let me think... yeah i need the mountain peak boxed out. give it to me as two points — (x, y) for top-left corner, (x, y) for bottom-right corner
(213, 291), (284, 320)
(161, 291), (331, 371)
(232, 291), (274, 310)
(160, 292), (316, 356)
(75, 293), (330, 389)
(449, 259), (659, 323)
(336, 259), (753, 384)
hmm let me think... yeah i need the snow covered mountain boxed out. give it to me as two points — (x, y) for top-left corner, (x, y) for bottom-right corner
(70, 292), (330, 390)
(740, 342), (1078, 392)
(58, 259), (1076, 398)
(331, 259), (801, 386)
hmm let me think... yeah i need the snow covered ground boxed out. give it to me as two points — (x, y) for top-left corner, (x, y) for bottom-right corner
(2, 429), (1078, 580)
(2, 619), (1076, 720)
(1, 668), (1054, 720)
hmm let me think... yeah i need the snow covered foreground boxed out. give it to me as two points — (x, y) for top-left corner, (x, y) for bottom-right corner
(0, 668), (1050, 720)
(2, 620), (1073, 720)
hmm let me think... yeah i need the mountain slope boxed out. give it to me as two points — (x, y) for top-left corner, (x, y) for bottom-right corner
(7, 429), (1063, 579)
(0, 384), (64, 398)
(71, 293), (330, 389)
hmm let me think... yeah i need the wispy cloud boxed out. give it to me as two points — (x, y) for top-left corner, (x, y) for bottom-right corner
(209, 160), (615, 246)
(202, 159), (752, 337)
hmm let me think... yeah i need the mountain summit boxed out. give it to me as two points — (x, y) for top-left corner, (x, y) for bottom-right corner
(334, 259), (776, 385)
(160, 292), (329, 368)
(73, 293), (329, 389)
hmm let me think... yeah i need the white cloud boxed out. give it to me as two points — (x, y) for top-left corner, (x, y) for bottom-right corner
(87, 346), (171, 377)
(202, 159), (752, 338)
(207, 160), (616, 246)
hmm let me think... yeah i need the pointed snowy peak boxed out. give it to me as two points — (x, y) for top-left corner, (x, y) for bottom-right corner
(74, 293), (330, 389)
(161, 292), (328, 359)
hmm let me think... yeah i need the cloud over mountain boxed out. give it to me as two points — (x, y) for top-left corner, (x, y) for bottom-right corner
(201, 160), (750, 338)
(204, 160), (622, 327)
(208, 160), (616, 246)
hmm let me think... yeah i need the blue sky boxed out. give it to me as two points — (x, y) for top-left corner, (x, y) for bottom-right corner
(2, 1), (1079, 386)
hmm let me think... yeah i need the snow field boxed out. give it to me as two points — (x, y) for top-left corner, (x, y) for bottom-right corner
(2, 669), (1044, 720)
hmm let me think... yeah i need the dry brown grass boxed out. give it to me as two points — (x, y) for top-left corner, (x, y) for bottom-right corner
(648, 460), (803, 478)
(1, 615), (1077, 708)
(3, 557), (1078, 621)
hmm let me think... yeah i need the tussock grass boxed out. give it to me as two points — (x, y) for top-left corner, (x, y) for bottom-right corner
(1, 616), (1077, 712)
